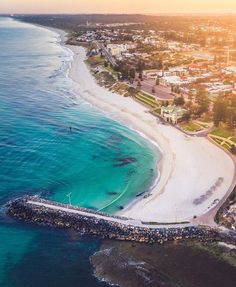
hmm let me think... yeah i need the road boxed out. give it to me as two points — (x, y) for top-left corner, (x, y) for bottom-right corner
(96, 42), (117, 67)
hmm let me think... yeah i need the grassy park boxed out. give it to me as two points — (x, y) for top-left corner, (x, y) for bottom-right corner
(209, 127), (236, 153)
(179, 122), (203, 133)
(134, 92), (158, 108)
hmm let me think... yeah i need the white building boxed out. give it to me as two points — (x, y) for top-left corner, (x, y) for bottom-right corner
(222, 66), (236, 74)
(107, 43), (136, 57)
(160, 76), (182, 86)
(206, 83), (233, 98)
(161, 105), (187, 124)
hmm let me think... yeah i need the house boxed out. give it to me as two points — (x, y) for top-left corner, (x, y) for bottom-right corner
(222, 66), (236, 75)
(161, 105), (187, 124)
(167, 41), (181, 51)
(160, 76), (182, 86)
(169, 67), (188, 76)
(206, 83), (232, 98)
(188, 64), (208, 73)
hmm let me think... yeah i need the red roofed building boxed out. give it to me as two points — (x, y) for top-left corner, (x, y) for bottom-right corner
(188, 64), (208, 72)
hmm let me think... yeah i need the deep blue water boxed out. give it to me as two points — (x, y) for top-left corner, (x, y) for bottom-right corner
(0, 18), (159, 286)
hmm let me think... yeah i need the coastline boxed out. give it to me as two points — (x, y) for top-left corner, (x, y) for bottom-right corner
(39, 25), (236, 224)
(67, 45), (175, 217)
(66, 44), (235, 223)
(0, 16), (236, 287)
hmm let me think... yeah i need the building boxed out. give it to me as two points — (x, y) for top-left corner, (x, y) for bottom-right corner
(107, 43), (136, 57)
(222, 66), (236, 75)
(161, 105), (187, 124)
(160, 76), (182, 86)
(169, 67), (188, 76)
(206, 83), (233, 98)
(188, 64), (208, 73)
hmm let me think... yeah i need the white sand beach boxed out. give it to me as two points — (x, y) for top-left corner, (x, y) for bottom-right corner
(67, 44), (235, 224)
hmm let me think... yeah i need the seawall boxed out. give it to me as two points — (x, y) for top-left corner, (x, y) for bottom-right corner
(7, 196), (220, 244)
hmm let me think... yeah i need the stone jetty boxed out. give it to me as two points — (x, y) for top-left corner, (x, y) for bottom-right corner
(7, 196), (220, 244)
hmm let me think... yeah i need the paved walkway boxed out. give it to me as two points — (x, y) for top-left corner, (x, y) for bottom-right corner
(27, 199), (194, 229)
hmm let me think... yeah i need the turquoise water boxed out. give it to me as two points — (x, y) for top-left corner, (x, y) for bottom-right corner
(0, 18), (160, 286)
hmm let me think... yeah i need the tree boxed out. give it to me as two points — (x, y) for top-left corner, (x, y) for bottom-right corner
(127, 87), (137, 97)
(129, 68), (136, 80)
(195, 87), (209, 116)
(182, 112), (191, 122)
(213, 98), (227, 127)
(119, 65), (129, 80)
(129, 77), (134, 84)
(176, 86), (181, 94)
(137, 59), (145, 73)
(213, 95), (236, 129)
(188, 89), (195, 101)
(164, 64), (169, 70)
(226, 107), (236, 130)
(156, 59), (163, 69)
(231, 145), (236, 155)
(138, 72), (143, 81)
(137, 81), (142, 90)
(174, 96), (185, 106)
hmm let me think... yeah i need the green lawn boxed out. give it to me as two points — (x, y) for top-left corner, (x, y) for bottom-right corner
(209, 127), (236, 154)
(135, 96), (156, 108)
(105, 65), (119, 78)
(211, 127), (234, 138)
(153, 107), (161, 115)
(180, 122), (202, 132)
(231, 137), (236, 144)
(195, 121), (210, 129)
(86, 56), (105, 67)
(222, 143), (231, 150)
(134, 92), (157, 108)
(139, 92), (156, 101)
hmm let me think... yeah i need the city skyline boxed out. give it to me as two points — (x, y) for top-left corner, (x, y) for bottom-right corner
(1, 0), (236, 14)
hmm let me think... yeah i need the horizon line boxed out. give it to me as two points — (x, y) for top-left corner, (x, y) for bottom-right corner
(2, 12), (236, 17)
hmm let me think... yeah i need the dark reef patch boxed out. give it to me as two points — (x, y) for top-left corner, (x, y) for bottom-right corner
(91, 240), (236, 287)
(113, 157), (137, 167)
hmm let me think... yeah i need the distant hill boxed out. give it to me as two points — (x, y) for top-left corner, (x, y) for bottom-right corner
(8, 14), (236, 33)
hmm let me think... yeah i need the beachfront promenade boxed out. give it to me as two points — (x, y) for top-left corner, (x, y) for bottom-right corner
(7, 196), (221, 244)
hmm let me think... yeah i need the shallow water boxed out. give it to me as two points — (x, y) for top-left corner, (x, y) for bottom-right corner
(92, 240), (236, 287)
(0, 17), (159, 286)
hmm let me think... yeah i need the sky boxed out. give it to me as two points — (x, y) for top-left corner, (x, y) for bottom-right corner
(1, 0), (236, 14)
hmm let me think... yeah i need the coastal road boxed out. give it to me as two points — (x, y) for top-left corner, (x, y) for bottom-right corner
(96, 42), (117, 67)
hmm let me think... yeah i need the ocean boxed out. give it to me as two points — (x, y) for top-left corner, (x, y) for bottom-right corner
(0, 17), (159, 286)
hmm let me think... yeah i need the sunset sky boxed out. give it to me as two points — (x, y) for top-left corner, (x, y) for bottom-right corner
(1, 0), (236, 14)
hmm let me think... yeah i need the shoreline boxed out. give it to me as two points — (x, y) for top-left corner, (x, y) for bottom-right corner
(67, 45), (175, 218)
(20, 24), (165, 215)
(66, 44), (235, 223)
(36, 24), (236, 224)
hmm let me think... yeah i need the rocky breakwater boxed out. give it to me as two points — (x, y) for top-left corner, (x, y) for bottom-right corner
(7, 196), (220, 244)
